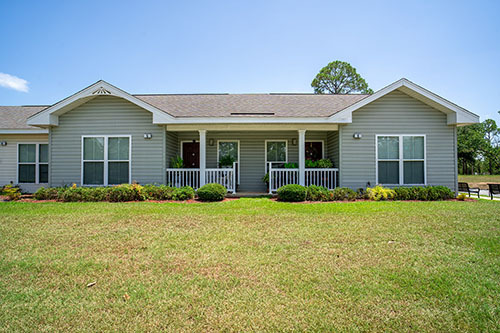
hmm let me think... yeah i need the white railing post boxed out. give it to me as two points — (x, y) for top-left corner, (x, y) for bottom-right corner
(199, 130), (206, 187)
(268, 162), (273, 194)
(232, 162), (237, 194)
(298, 130), (306, 186)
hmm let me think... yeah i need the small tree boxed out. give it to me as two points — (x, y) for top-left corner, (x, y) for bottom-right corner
(311, 60), (374, 94)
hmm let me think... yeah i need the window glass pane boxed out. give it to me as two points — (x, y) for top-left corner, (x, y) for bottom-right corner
(108, 137), (129, 160)
(108, 162), (129, 185)
(378, 161), (399, 184)
(403, 136), (424, 159)
(39, 144), (49, 163)
(83, 137), (104, 160)
(19, 144), (36, 163)
(266, 142), (286, 162)
(39, 164), (48, 183)
(83, 162), (104, 185)
(218, 142), (238, 163)
(377, 137), (399, 159)
(404, 161), (424, 184)
(18, 164), (35, 183)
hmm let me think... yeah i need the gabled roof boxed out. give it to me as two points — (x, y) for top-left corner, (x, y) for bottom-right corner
(134, 93), (368, 117)
(329, 78), (479, 125)
(27, 80), (174, 127)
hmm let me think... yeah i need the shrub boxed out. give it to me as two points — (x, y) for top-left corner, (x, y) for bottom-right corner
(107, 184), (145, 202)
(218, 155), (235, 168)
(2, 185), (21, 201)
(393, 186), (455, 201)
(197, 183), (227, 201)
(82, 187), (109, 202)
(284, 162), (298, 169)
(331, 187), (357, 201)
(170, 155), (184, 168)
(34, 187), (59, 200)
(457, 193), (467, 201)
(277, 184), (307, 202)
(173, 186), (195, 201)
(142, 184), (176, 200)
(306, 185), (330, 201)
(316, 158), (333, 168)
(59, 187), (87, 202)
(356, 188), (368, 200)
(367, 186), (396, 201)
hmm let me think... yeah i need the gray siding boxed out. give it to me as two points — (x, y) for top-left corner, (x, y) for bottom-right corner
(172, 130), (329, 192)
(326, 131), (339, 167)
(0, 134), (49, 193)
(50, 96), (165, 186)
(340, 90), (457, 191)
(165, 131), (179, 168)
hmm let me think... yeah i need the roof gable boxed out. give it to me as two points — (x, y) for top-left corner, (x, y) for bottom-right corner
(329, 78), (479, 125)
(27, 80), (174, 127)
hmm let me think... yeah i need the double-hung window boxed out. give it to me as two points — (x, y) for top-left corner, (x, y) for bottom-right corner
(265, 140), (287, 170)
(82, 136), (130, 186)
(18, 143), (48, 184)
(376, 135), (426, 185)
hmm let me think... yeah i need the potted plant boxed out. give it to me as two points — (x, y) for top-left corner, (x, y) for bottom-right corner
(219, 155), (235, 168)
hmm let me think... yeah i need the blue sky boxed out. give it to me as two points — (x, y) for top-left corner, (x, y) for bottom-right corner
(0, 0), (499, 122)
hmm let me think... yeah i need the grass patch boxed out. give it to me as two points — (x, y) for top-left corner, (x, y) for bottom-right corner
(1, 199), (500, 331)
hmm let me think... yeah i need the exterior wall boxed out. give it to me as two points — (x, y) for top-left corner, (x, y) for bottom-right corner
(339, 90), (457, 191)
(0, 134), (49, 193)
(50, 96), (165, 186)
(326, 131), (339, 167)
(165, 131), (179, 168)
(172, 130), (330, 192)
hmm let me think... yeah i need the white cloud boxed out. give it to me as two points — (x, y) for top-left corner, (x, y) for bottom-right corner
(0, 73), (29, 92)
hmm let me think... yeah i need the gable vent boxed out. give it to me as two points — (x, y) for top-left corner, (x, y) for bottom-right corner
(92, 87), (112, 95)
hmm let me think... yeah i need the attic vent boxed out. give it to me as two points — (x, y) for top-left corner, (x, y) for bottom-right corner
(230, 112), (275, 116)
(92, 87), (112, 95)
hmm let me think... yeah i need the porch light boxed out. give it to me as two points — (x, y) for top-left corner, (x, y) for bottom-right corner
(144, 133), (152, 139)
(209, 139), (214, 146)
(0, 141), (6, 146)
(353, 133), (362, 139)
(292, 138), (297, 145)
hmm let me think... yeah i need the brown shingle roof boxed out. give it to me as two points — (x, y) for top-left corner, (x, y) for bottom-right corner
(0, 106), (48, 130)
(133, 94), (368, 117)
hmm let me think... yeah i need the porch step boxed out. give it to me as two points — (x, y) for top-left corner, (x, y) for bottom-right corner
(227, 192), (274, 198)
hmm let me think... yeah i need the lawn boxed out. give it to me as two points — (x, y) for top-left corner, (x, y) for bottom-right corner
(1, 199), (500, 332)
(459, 174), (500, 189)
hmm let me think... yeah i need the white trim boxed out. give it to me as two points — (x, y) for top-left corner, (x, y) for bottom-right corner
(81, 135), (132, 186)
(217, 140), (240, 184)
(375, 134), (427, 186)
(0, 129), (49, 134)
(16, 142), (49, 184)
(330, 78), (479, 125)
(305, 140), (324, 160)
(27, 80), (174, 127)
(265, 140), (288, 172)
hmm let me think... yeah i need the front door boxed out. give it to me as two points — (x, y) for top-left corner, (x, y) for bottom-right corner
(182, 142), (200, 168)
(305, 142), (323, 161)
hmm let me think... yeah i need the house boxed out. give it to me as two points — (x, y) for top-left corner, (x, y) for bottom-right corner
(0, 78), (479, 194)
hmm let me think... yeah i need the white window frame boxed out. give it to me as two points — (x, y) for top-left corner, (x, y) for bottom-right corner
(217, 140), (240, 183)
(16, 143), (49, 184)
(375, 134), (427, 186)
(305, 140), (325, 160)
(81, 135), (132, 186)
(265, 140), (288, 171)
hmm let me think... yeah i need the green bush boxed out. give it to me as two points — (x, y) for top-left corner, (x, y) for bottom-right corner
(367, 186), (396, 201)
(59, 187), (87, 202)
(108, 184), (145, 202)
(1, 185), (21, 201)
(457, 192), (467, 201)
(197, 183), (227, 201)
(393, 186), (454, 201)
(34, 187), (59, 200)
(277, 184), (307, 202)
(306, 185), (330, 201)
(142, 184), (176, 200)
(356, 188), (368, 200)
(316, 158), (334, 168)
(331, 187), (357, 201)
(173, 186), (195, 201)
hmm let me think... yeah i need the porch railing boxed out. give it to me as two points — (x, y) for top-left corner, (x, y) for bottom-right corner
(268, 162), (338, 193)
(166, 162), (237, 193)
(166, 168), (200, 189)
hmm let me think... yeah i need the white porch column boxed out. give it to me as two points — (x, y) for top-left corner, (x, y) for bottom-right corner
(199, 130), (207, 186)
(298, 129), (306, 186)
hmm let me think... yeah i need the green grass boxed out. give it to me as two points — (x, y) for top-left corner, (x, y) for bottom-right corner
(1, 199), (500, 332)
(459, 175), (500, 189)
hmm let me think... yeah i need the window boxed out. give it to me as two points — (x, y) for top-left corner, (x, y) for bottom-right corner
(217, 141), (239, 167)
(266, 140), (287, 169)
(18, 143), (48, 184)
(82, 136), (130, 185)
(376, 135), (426, 185)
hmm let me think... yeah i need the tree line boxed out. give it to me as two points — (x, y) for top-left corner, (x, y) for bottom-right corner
(458, 113), (500, 175)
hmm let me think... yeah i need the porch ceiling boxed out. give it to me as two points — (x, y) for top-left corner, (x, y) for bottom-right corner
(165, 123), (338, 131)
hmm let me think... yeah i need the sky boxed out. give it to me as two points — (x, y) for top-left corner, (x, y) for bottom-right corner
(0, 0), (499, 122)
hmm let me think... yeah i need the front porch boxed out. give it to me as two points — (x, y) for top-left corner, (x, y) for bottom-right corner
(164, 127), (340, 193)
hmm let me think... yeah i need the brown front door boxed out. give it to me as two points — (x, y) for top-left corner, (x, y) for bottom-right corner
(182, 142), (200, 168)
(305, 142), (323, 161)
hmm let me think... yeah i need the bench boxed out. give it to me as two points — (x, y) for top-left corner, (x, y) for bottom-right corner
(458, 182), (480, 198)
(488, 183), (500, 200)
